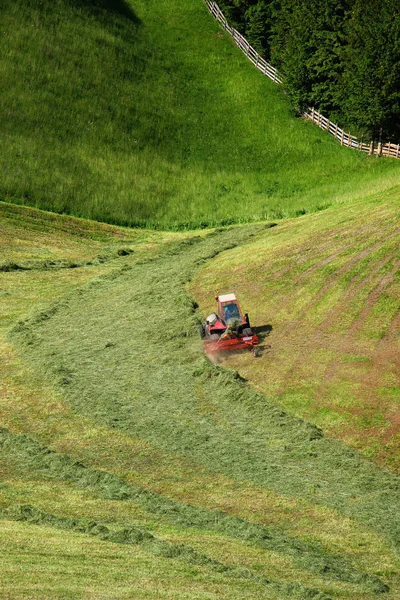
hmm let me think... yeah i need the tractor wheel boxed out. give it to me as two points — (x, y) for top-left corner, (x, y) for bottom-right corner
(252, 346), (259, 357)
(199, 324), (206, 339)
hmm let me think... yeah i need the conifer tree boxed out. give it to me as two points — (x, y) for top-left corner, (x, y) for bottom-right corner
(269, 0), (351, 113)
(215, 0), (400, 140)
(342, 0), (400, 139)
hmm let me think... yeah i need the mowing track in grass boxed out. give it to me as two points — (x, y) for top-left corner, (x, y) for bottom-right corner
(8, 224), (400, 596)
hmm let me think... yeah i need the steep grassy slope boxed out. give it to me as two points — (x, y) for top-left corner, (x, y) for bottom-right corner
(1, 0), (400, 228)
(191, 186), (400, 470)
(1, 202), (400, 598)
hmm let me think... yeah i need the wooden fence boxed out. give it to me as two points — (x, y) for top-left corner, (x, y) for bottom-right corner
(206, 1), (281, 83)
(205, 1), (400, 159)
(304, 108), (400, 158)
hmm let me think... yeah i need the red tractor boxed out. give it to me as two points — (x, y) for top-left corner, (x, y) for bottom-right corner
(200, 293), (259, 356)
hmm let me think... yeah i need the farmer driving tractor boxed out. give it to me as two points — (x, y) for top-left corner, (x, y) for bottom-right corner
(223, 302), (241, 323)
(220, 319), (241, 339)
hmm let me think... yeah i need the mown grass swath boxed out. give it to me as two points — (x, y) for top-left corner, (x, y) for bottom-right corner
(1, 0), (399, 228)
(1, 212), (398, 598)
(10, 225), (400, 547)
(0, 429), (388, 597)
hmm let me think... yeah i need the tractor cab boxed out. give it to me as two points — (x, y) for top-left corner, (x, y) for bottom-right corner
(204, 294), (247, 336)
(217, 293), (247, 326)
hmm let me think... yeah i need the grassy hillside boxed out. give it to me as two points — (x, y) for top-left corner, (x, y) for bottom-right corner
(191, 186), (400, 470)
(1, 200), (400, 598)
(1, 0), (400, 228)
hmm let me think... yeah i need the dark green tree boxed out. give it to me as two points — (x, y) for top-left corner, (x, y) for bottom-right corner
(244, 1), (273, 57)
(217, 0), (248, 32)
(215, 0), (400, 140)
(342, 0), (400, 139)
(269, 0), (352, 113)
(217, 1), (274, 57)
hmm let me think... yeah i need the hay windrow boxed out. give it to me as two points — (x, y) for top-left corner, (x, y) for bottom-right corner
(1, 426), (386, 592)
(4, 225), (398, 594)
(1, 504), (336, 599)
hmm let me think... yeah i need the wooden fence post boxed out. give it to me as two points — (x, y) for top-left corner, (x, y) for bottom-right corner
(377, 128), (383, 157)
(369, 140), (374, 155)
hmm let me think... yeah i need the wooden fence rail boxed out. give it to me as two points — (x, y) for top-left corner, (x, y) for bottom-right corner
(205, 1), (399, 159)
(206, 1), (282, 83)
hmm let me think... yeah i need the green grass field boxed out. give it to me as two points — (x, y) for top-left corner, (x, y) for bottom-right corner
(1, 0), (400, 228)
(1, 199), (400, 599)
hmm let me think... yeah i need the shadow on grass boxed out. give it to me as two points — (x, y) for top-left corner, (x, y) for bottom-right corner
(254, 324), (272, 357)
(256, 324), (272, 341)
(73, 0), (141, 25)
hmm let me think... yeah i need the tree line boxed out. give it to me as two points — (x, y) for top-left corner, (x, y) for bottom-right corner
(216, 0), (400, 141)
